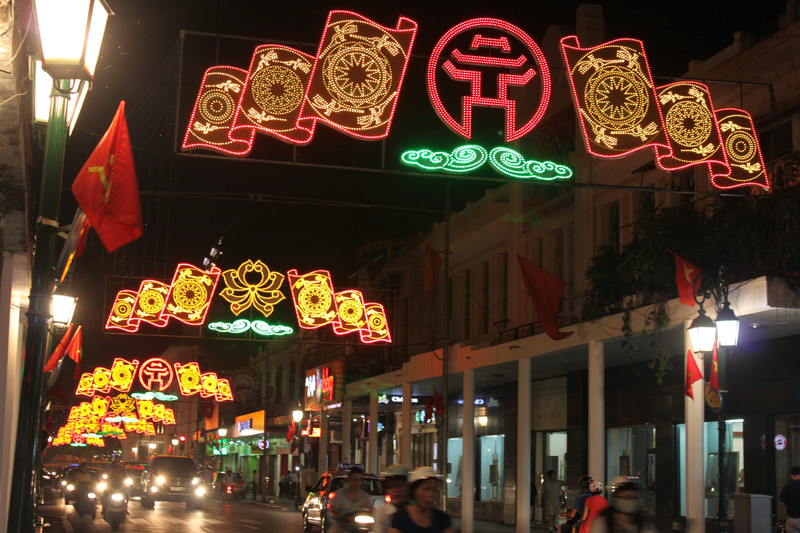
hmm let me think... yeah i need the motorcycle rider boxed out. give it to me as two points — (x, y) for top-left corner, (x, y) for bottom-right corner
(375, 465), (409, 533)
(390, 467), (453, 533)
(102, 463), (127, 520)
(222, 467), (235, 500)
(330, 466), (373, 533)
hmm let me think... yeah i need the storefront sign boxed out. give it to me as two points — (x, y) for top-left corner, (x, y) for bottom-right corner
(305, 359), (344, 410)
(258, 439), (269, 450)
(235, 410), (265, 437)
(378, 394), (420, 404)
(301, 427), (322, 438)
(774, 434), (787, 451)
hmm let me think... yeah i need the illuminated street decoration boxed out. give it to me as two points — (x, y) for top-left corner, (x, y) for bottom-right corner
(108, 358), (139, 392)
(108, 394), (136, 417)
(560, 36), (668, 158)
(360, 302), (391, 344)
(174, 361), (234, 402)
(401, 144), (572, 181)
(208, 319), (294, 336)
(175, 362), (203, 395)
(182, 66), (256, 156)
(131, 391), (178, 401)
(654, 82), (727, 171)
(106, 290), (139, 332)
(138, 358), (174, 391)
(288, 269), (337, 329)
(333, 290), (368, 335)
(299, 10), (418, 140)
(401, 145), (487, 173)
(163, 264), (222, 326)
(231, 45), (317, 144)
(219, 259), (286, 317)
(131, 279), (170, 327)
(427, 18), (550, 141)
(709, 108), (770, 190)
(92, 367), (112, 394)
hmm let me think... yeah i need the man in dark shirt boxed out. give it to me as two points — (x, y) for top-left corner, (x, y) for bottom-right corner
(780, 466), (800, 533)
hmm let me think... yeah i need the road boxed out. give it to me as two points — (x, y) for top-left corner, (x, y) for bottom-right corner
(39, 489), (302, 533)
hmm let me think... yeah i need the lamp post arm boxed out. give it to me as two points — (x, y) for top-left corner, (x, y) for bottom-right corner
(7, 78), (70, 533)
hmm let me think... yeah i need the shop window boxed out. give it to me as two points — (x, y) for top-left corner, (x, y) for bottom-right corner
(477, 434), (504, 502)
(773, 414), (800, 523)
(447, 438), (463, 498)
(606, 426), (655, 510)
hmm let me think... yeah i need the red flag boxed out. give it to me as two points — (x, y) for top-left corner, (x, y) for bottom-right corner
(66, 326), (82, 380)
(424, 398), (433, 423)
(424, 242), (444, 293)
(286, 420), (296, 442)
(710, 342), (719, 391)
(433, 387), (444, 415)
(71, 101), (143, 252)
(516, 254), (573, 340)
(43, 324), (74, 373)
(668, 250), (701, 307)
(685, 349), (703, 399)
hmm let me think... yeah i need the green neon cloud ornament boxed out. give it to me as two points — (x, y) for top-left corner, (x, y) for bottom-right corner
(400, 144), (488, 173)
(208, 319), (293, 336)
(488, 147), (573, 180)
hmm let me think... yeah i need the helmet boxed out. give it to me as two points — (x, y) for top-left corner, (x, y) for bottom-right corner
(381, 465), (409, 481)
(609, 476), (642, 497)
(588, 480), (604, 494)
(578, 475), (593, 491)
(408, 466), (437, 486)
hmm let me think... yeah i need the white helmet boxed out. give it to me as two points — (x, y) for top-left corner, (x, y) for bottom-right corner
(589, 480), (604, 494)
(408, 466), (437, 485)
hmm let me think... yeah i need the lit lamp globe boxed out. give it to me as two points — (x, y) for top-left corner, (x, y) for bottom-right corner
(715, 302), (740, 348)
(34, 0), (112, 81)
(218, 428), (228, 438)
(51, 294), (77, 328)
(148, 443), (157, 450)
(292, 409), (304, 423)
(689, 308), (717, 353)
(171, 438), (179, 446)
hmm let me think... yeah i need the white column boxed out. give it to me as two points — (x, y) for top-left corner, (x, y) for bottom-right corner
(685, 320), (705, 533)
(462, 370), (475, 533)
(516, 358), (531, 533)
(368, 391), (379, 473)
(342, 399), (352, 463)
(588, 340), (605, 481)
(401, 382), (412, 466)
(319, 409), (329, 475)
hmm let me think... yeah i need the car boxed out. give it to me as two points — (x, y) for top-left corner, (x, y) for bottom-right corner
(302, 465), (384, 533)
(140, 455), (206, 509)
(123, 464), (145, 497)
(211, 471), (248, 499)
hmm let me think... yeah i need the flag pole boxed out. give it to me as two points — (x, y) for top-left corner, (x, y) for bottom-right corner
(440, 184), (450, 510)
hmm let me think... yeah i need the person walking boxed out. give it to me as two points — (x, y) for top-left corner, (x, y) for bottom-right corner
(542, 470), (564, 532)
(780, 466), (800, 533)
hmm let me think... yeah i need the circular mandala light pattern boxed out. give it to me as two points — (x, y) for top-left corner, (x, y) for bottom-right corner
(113, 299), (133, 319)
(172, 279), (207, 312)
(138, 289), (165, 315)
(251, 65), (304, 115)
(323, 43), (391, 108)
(338, 300), (365, 325)
(725, 131), (757, 163)
(298, 285), (333, 316)
(369, 312), (386, 331)
(199, 89), (235, 124)
(665, 101), (712, 148)
(585, 65), (649, 130)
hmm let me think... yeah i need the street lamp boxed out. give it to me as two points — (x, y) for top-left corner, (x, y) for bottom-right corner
(688, 266), (739, 533)
(51, 294), (77, 328)
(31, 58), (89, 135)
(292, 409), (304, 423)
(218, 428), (228, 438)
(9, 2), (111, 532)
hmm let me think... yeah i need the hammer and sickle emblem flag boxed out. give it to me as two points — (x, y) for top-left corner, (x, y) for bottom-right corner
(298, 10), (418, 140)
(182, 66), (256, 156)
(709, 108), (771, 191)
(287, 269), (337, 329)
(71, 101), (143, 252)
(560, 37), (669, 158)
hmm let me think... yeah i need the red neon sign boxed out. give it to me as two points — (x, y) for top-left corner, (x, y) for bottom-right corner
(427, 18), (551, 142)
(138, 358), (174, 392)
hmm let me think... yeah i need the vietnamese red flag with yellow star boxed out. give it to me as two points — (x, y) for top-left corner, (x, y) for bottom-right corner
(668, 250), (702, 307)
(685, 349), (703, 399)
(71, 101), (143, 252)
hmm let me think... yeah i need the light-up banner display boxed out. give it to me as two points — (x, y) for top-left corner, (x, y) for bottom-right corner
(560, 35), (770, 191)
(182, 10), (417, 154)
(305, 358), (344, 410)
(74, 356), (234, 402)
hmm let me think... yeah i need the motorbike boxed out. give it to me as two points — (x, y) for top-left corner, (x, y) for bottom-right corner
(340, 510), (375, 533)
(103, 489), (128, 531)
(223, 484), (234, 503)
(73, 483), (97, 519)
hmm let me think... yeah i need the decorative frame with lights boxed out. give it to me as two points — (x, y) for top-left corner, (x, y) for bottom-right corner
(219, 259), (285, 317)
(427, 18), (551, 142)
(708, 108), (770, 190)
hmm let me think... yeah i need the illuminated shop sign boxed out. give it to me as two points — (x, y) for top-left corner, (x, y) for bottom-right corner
(235, 410), (265, 437)
(301, 427), (322, 438)
(305, 359), (344, 410)
(456, 397), (500, 407)
(378, 394), (420, 404)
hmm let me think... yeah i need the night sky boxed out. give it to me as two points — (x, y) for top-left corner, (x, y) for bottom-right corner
(51, 0), (789, 369)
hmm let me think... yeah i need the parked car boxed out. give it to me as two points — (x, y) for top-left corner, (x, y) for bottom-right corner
(211, 471), (248, 498)
(302, 465), (384, 533)
(140, 455), (206, 509)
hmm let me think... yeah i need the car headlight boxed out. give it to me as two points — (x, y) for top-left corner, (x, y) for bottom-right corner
(156, 475), (165, 485)
(354, 515), (374, 524)
(102, 474), (108, 479)
(110, 493), (124, 502)
(195, 486), (206, 496)
(124, 478), (133, 486)
(96, 482), (107, 491)
(42, 475), (51, 480)
(66, 484), (75, 492)
(191, 477), (200, 486)
(150, 487), (158, 493)
(87, 492), (97, 499)
(60, 480), (67, 486)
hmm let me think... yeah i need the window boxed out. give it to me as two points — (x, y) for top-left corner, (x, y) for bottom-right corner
(463, 270), (471, 338)
(500, 253), (508, 326)
(673, 171), (695, 208)
(760, 122), (792, 161)
(481, 260), (490, 335)
(275, 366), (283, 403)
(478, 434), (505, 502)
(607, 426), (656, 510)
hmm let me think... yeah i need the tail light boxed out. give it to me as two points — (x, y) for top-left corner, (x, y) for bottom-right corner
(385, 494), (392, 503)
(226, 486), (233, 494)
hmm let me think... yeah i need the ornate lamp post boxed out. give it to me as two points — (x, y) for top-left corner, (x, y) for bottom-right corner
(292, 407), (304, 506)
(688, 267), (740, 533)
(8, 3), (111, 532)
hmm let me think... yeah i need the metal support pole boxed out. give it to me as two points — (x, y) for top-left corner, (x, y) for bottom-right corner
(7, 79), (70, 533)
(717, 347), (729, 533)
(461, 369), (475, 533)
